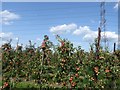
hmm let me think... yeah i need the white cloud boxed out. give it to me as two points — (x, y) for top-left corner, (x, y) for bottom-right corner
(114, 1), (120, 10)
(73, 26), (118, 42)
(0, 32), (13, 40)
(0, 10), (20, 25)
(73, 26), (92, 35)
(114, 3), (118, 9)
(50, 24), (118, 43)
(0, 32), (13, 45)
(83, 32), (97, 42)
(15, 37), (19, 40)
(73, 26), (98, 42)
(83, 31), (118, 42)
(101, 31), (118, 42)
(50, 23), (77, 34)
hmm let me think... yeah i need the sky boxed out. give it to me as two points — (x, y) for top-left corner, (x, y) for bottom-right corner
(1, 0), (119, 2)
(0, 2), (119, 51)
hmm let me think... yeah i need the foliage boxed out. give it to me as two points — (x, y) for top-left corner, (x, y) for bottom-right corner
(1, 36), (120, 89)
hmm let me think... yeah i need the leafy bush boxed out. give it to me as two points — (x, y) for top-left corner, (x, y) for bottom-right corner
(1, 35), (120, 89)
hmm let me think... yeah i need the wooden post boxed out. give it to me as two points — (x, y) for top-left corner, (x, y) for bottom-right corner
(96, 27), (101, 59)
(98, 28), (101, 49)
(114, 43), (116, 52)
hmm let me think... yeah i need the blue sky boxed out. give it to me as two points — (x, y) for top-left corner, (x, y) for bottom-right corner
(1, 2), (118, 51)
(2, 0), (118, 2)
